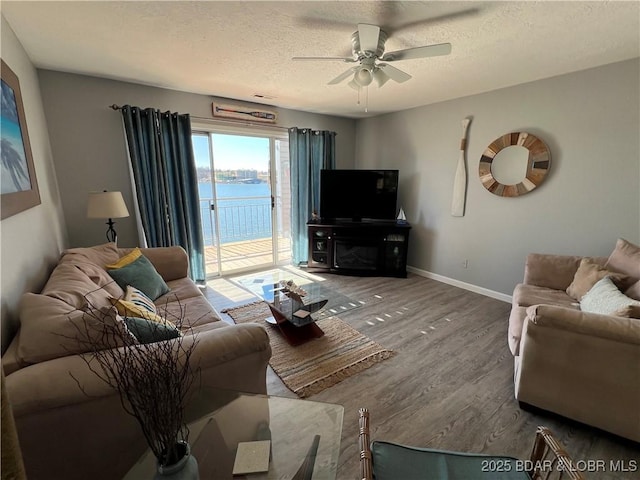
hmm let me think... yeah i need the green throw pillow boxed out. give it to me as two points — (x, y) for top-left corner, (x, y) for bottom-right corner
(123, 317), (180, 344)
(107, 254), (170, 300)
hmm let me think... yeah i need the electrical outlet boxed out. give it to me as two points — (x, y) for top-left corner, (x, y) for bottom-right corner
(462, 259), (469, 269)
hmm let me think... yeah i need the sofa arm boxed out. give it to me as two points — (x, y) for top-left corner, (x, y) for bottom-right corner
(192, 323), (271, 395)
(6, 323), (271, 418)
(516, 304), (640, 441)
(524, 304), (640, 344)
(5, 323), (271, 480)
(139, 246), (189, 281)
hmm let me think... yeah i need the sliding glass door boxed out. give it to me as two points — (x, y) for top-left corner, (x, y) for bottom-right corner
(192, 127), (291, 277)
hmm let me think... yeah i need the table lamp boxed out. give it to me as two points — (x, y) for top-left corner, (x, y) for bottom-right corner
(87, 191), (129, 243)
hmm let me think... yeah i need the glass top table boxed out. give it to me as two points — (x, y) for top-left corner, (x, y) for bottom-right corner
(123, 388), (344, 479)
(231, 268), (362, 321)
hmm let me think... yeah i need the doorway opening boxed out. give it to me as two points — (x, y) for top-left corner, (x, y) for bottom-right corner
(192, 126), (291, 277)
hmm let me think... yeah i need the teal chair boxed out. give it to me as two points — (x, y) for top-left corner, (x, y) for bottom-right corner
(358, 408), (585, 480)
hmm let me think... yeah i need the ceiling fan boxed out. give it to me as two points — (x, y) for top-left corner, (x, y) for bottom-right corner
(292, 23), (451, 89)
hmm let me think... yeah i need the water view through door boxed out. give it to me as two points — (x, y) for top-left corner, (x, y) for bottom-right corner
(192, 131), (291, 277)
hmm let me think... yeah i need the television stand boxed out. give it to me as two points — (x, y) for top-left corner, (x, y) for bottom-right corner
(307, 220), (411, 278)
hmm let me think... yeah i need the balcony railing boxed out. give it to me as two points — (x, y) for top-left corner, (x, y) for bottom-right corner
(199, 196), (272, 245)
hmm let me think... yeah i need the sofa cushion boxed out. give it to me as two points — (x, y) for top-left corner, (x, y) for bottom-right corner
(62, 242), (121, 266)
(67, 261), (124, 299)
(41, 264), (112, 310)
(18, 295), (129, 364)
(159, 294), (221, 329)
(566, 258), (629, 301)
(580, 277), (640, 318)
(158, 278), (205, 303)
(614, 304), (640, 319)
(512, 283), (579, 309)
(59, 242), (124, 299)
(605, 238), (640, 281)
(107, 254), (170, 300)
(155, 279), (221, 329)
(625, 280), (640, 301)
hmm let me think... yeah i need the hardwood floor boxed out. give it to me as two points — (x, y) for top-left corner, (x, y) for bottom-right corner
(204, 271), (640, 480)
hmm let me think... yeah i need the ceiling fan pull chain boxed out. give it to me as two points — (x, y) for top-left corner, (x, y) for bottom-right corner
(365, 86), (369, 113)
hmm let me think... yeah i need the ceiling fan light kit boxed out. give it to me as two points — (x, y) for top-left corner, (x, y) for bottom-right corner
(293, 22), (452, 98)
(354, 67), (373, 87)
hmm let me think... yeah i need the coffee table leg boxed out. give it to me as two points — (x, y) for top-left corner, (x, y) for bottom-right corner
(266, 305), (324, 346)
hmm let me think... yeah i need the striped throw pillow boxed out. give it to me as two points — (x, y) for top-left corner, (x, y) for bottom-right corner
(111, 298), (175, 327)
(125, 285), (156, 313)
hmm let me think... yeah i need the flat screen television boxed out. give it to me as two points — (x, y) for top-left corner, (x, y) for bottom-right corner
(320, 169), (398, 222)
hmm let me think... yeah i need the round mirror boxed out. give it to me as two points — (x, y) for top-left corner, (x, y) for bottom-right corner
(491, 146), (529, 185)
(479, 132), (551, 197)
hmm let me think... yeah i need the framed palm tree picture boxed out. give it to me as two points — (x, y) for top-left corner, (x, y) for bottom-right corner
(1, 59), (40, 219)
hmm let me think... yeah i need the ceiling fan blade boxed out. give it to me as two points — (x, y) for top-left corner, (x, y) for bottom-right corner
(328, 67), (358, 85)
(292, 56), (357, 62)
(381, 43), (452, 61)
(358, 23), (380, 52)
(377, 63), (412, 83)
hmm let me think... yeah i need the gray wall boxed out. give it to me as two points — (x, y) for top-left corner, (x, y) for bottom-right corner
(355, 59), (640, 297)
(1, 17), (68, 352)
(37, 70), (357, 249)
(4, 30), (637, 354)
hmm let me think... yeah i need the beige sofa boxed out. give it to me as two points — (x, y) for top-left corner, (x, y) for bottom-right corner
(508, 239), (640, 442)
(2, 243), (272, 480)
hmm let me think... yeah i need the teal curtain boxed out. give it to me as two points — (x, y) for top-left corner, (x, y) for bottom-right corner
(289, 127), (336, 265)
(121, 105), (205, 283)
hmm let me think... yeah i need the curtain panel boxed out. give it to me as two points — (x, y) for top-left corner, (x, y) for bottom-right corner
(120, 106), (205, 283)
(289, 127), (336, 265)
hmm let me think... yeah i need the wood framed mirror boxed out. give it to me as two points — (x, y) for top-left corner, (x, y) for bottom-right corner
(479, 132), (551, 197)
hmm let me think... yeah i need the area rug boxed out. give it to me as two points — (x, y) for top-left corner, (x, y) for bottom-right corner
(222, 301), (394, 398)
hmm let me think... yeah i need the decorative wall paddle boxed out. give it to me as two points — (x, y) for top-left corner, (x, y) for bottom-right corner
(212, 103), (278, 123)
(451, 117), (472, 217)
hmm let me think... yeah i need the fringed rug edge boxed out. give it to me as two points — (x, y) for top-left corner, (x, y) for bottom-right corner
(294, 349), (395, 398)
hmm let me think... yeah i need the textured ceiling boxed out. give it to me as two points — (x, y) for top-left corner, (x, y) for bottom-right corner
(2, 1), (639, 118)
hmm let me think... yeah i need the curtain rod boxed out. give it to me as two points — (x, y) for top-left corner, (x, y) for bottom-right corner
(109, 104), (290, 131)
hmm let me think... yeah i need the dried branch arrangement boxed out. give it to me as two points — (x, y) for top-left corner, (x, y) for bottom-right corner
(70, 297), (200, 467)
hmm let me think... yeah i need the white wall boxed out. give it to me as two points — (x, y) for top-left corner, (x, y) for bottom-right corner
(0, 16), (67, 352)
(355, 59), (640, 296)
(37, 71), (357, 249)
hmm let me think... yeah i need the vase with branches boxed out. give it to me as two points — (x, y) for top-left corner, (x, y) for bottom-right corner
(69, 297), (201, 479)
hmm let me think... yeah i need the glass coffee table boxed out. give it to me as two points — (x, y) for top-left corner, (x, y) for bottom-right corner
(123, 388), (344, 479)
(262, 281), (330, 346)
(231, 268), (362, 322)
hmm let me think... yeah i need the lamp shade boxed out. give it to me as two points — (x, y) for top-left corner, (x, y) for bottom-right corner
(354, 67), (373, 87)
(87, 191), (129, 219)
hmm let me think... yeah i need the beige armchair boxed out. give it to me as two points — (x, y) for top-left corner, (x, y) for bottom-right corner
(509, 241), (640, 442)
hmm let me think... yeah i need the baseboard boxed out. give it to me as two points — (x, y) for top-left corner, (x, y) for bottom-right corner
(407, 266), (513, 304)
